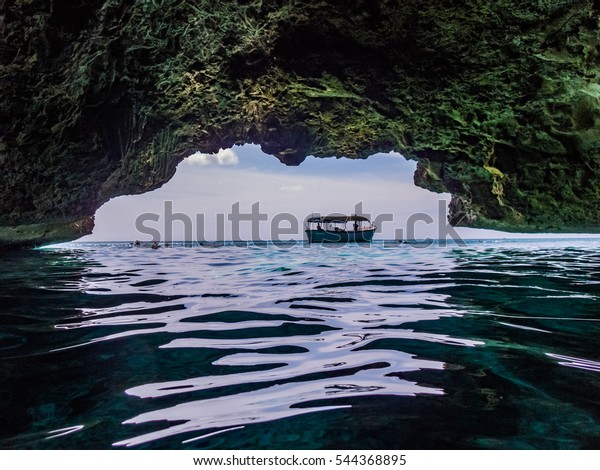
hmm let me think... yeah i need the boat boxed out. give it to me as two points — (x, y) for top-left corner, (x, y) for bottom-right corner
(305, 214), (376, 243)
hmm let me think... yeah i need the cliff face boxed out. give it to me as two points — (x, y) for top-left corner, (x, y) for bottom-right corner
(1, 0), (599, 247)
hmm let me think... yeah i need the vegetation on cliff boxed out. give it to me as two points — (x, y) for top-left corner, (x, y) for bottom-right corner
(1, 0), (599, 246)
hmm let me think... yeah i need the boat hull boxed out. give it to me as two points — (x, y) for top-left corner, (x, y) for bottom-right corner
(305, 229), (375, 243)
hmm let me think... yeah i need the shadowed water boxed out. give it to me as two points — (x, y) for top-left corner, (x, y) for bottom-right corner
(1, 240), (599, 449)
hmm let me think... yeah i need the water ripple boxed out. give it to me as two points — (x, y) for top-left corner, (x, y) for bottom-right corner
(2, 239), (600, 449)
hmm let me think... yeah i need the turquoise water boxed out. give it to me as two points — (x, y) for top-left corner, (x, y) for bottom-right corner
(1, 239), (600, 449)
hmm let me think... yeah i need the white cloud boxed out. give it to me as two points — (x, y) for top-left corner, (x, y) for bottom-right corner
(279, 185), (304, 192)
(184, 148), (239, 166)
(386, 151), (405, 159)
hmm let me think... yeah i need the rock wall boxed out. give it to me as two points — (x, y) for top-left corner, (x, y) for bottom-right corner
(1, 0), (599, 247)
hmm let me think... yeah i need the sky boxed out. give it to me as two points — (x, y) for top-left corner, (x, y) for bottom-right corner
(80, 144), (596, 242)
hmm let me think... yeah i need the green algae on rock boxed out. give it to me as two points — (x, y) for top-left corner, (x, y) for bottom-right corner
(1, 0), (599, 247)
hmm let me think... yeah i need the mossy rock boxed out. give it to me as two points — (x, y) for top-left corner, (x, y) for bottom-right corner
(1, 0), (600, 247)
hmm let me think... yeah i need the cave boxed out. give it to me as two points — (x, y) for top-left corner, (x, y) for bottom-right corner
(1, 0), (599, 249)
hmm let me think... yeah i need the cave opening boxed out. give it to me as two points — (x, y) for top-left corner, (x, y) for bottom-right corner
(78, 144), (562, 245)
(81, 145), (465, 243)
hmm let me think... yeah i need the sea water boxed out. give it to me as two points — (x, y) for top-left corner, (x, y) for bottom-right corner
(1, 239), (599, 449)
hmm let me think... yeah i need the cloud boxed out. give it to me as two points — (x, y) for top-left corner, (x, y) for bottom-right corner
(184, 148), (239, 166)
(279, 185), (304, 192)
(386, 151), (405, 159)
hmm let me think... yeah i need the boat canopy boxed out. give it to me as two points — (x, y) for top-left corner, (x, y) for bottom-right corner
(306, 215), (370, 224)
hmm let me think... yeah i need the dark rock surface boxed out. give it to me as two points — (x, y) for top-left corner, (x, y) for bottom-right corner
(1, 0), (599, 247)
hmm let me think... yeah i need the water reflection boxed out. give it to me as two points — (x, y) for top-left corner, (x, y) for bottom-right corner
(48, 243), (474, 446)
(2, 240), (599, 449)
